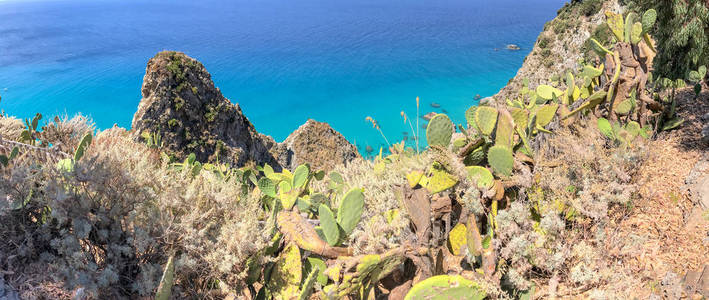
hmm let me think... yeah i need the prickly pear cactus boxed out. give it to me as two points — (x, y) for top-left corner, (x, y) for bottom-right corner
(324, 250), (406, 297)
(447, 223), (468, 256)
(319, 204), (340, 246)
(535, 85), (563, 101)
(641, 9), (656, 33)
(424, 168), (458, 194)
(625, 121), (642, 138)
(466, 166), (493, 190)
(630, 22), (643, 44)
(474, 106), (498, 136)
(406, 170), (425, 188)
(624, 12), (637, 44)
(278, 180), (298, 209)
(464, 145), (487, 166)
(614, 99), (634, 115)
(597, 118), (615, 139)
(487, 145), (514, 177)
(495, 109), (515, 148)
(292, 164), (310, 189)
(336, 188), (365, 236)
(606, 11), (624, 42)
(258, 177), (277, 197)
(508, 107), (529, 132)
(268, 243), (302, 298)
(404, 275), (486, 300)
(299, 268), (318, 300)
(535, 104), (558, 128)
(465, 106), (477, 129)
(74, 133), (92, 161)
(426, 114), (454, 147)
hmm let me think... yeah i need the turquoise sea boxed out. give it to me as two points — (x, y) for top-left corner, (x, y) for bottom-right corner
(0, 0), (563, 156)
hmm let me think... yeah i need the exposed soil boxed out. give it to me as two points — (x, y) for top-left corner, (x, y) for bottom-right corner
(607, 86), (709, 298)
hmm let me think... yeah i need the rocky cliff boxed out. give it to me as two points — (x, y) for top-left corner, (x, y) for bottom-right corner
(131, 51), (358, 171)
(494, 0), (623, 101)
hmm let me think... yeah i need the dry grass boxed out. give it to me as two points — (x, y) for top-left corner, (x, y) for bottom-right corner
(603, 86), (709, 298)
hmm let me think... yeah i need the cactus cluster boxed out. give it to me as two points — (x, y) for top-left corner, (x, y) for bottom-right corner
(229, 163), (371, 298)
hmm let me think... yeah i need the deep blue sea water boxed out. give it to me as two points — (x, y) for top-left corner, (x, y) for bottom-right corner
(0, 0), (563, 155)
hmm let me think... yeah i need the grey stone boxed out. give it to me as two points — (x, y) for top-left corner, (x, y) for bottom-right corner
(701, 124), (709, 145)
(686, 154), (709, 209)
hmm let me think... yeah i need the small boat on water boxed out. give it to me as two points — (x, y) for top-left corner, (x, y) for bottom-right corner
(430, 102), (441, 108)
(474, 94), (481, 100)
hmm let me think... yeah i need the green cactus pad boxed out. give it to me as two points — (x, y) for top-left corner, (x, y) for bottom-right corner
(299, 268), (318, 300)
(565, 72), (575, 104)
(426, 114), (454, 147)
(74, 133), (92, 162)
(662, 117), (684, 131)
(258, 177), (277, 197)
(269, 243), (302, 297)
(536, 85), (563, 101)
(447, 223), (467, 256)
(464, 146), (486, 166)
(155, 255), (175, 300)
(581, 65), (604, 78)
(495, 109), (515, 148)
(606, 11), (625, 42)
(615, 99), (634, 115)
(424, 168), (458, 194)
(631, 22), (643, 44)
(319, 204), (340, 246)
(404, 275), (486, 300)
(597, 118), (615, 139)
(699, 65), (707, 79)
(624, 12), (637, 44)
(625, 121), (642, 138)
(465, 106), (477, 128)
(278, 181), (298, 209)
(487, 145), (514, 177)
(690, 71), (702, 82)
(336, 188), (365, 236)
(292, 164), (309, 189)
(474, 106), (498, 136)
(466, 166), (494, 190)
(305, 257), (328, 286)
(535, 103), (559, 127)
(642, 9), (656, 34)
(508, 107), (529, 131)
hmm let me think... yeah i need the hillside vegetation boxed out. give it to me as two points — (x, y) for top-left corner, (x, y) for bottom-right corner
(1, 1), (708, 300)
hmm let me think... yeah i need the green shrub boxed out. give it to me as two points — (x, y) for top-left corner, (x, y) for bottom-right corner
(627, 0), (709, 77)
(578, 0), (603, 17)
(538, 35), (552, 49)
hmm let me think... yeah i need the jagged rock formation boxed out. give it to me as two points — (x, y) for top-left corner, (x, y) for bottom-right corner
(131, 51), (358, 171)
(494, 0), (623, 102)
(279, 119), (360, 171)
(131, 51), (282, 167)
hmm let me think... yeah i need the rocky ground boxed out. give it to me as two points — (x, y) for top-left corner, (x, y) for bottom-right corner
(531, 85), (709, 299)
(611, 86), (709, 298)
